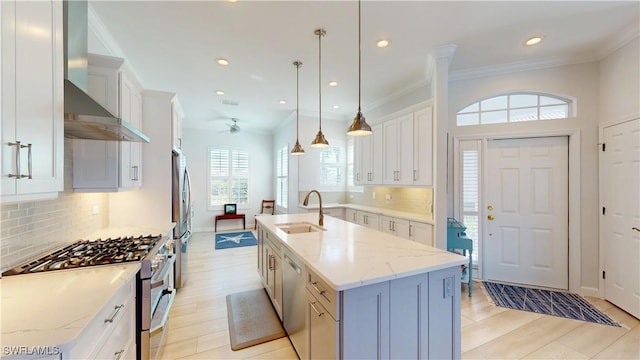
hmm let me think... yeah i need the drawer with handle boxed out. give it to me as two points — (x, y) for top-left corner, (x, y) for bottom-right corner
(306, 268), (339, 320)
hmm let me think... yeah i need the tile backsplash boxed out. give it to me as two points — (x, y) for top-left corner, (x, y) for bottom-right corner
(0, 139), (109, 273)
(348, 187), (433, 217)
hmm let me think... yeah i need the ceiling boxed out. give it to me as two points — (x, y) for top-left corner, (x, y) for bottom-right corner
(89, 1), (639, 134)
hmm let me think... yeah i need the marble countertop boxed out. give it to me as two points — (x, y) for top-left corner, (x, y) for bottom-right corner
(258, 213), (465, 291)
(297, 203), (433, 224)
(0, 263), (140, 354)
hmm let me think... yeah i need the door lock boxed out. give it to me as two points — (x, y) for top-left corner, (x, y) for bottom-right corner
(487, 205), (494, 210)
(487, 215), (495, 220)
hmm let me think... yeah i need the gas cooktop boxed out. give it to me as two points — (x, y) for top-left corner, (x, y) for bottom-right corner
(2, 235), (162, 276)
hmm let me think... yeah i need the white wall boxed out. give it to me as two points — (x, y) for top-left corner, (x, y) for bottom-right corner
(449, 61), (601, 291)
(182, 128), (273, 232)
(599, 37), (640, 123)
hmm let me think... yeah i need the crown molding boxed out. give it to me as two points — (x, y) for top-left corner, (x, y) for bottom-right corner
(449, 53), (597, 82)
(596, 22), (640, 60)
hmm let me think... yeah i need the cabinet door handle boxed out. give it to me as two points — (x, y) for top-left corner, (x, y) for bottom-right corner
(104, 304), (125, 323)
(7, 141), (21, 178)
(20, 143), (32, 179)
(132, 165), (139, 181)
(310, 301), (324, 317)
(310, 281), (326, 296)
(409, 225), (413, 237)
(413, 169), (417, 181)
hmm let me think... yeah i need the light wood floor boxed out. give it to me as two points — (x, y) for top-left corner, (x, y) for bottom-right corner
(161, 231), (640, 359)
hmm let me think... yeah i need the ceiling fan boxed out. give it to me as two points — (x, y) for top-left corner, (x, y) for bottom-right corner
(214, 118), (240, 134)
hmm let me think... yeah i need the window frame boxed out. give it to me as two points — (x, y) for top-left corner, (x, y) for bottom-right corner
(208, 147), (249, 211)
(276, 145), (288, 211)
(456, 92), (571, 127)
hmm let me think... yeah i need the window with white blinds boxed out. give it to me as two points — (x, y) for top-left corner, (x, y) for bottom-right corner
(276, 145), (288, 209)
(346, 137), (363, 192)
(209, 147), (249, 207)
(458, 140), (481, 265)
(319, 146), (343, 188)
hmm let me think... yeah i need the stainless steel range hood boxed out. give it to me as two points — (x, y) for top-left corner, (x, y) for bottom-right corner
(63, 0), (149, 142)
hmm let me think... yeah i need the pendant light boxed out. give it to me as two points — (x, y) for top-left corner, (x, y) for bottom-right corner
(291, 61), (305, 155)
(311, 28), (329, 148)
(347, 0), (372, 136)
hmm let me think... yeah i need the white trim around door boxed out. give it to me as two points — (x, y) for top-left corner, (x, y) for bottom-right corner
(454, 129), (582, 294)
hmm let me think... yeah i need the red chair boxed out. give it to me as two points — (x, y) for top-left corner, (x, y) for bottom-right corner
(254, 200), (275, 229)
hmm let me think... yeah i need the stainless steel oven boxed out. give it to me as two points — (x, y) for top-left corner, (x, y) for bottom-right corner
(138, 237), (176, 360)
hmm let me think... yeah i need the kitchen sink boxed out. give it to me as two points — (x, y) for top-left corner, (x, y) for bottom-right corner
(276, 222), (325, 234)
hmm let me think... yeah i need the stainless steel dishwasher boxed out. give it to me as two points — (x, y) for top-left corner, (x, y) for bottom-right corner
(283, 248), (307, 358)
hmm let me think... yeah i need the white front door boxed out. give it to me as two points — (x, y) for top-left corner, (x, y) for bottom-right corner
(602, 119), (640, 319)
(484, 137), (569, 289)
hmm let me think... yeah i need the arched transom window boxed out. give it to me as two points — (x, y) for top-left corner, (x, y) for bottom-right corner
(457, 93), (570, 126)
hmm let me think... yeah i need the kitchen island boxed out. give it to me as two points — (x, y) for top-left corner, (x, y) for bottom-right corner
(256, 213), (466, 359)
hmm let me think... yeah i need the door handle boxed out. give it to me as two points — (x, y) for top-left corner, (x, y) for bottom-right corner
(21, 143), (32, 179)
(487, 215), (495, 220)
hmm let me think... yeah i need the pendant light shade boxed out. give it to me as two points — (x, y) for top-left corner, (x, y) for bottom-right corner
(311, 28), (329, 148)
(347, 0), (372, 136)
(291, 61), (305, 155)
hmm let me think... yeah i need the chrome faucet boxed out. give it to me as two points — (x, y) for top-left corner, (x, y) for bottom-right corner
(303, 190), (324, 227)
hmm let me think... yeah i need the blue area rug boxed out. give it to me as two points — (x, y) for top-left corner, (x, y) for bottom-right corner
(483, 281), (620, 327)
(215, 231), (257, 250)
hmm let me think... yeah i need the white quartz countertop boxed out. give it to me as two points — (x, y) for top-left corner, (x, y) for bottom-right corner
(0, 263), (140, 354)
(258, 213), (465, 291)
(297, 203), (433, 224)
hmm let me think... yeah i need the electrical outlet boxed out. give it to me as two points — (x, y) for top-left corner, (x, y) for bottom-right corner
(385, 193), (391, 201)
(92, 205), (99, 215)
(372, 192), (376, 199)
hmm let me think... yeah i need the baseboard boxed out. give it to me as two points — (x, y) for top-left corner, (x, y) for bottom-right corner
(580, 286), (601, 298)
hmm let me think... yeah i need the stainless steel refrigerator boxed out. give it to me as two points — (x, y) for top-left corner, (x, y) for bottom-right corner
(172, 149), (192, 289)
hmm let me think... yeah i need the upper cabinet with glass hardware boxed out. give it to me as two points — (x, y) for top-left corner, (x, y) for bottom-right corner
(1, 0), (64, 202)
(354, 106), (433, 187)
(72, 54), (143, 192)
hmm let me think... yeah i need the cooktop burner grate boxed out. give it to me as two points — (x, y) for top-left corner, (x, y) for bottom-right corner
(2, 234), (163, 276)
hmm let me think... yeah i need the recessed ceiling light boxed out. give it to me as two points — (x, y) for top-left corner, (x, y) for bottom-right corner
(215, 90), (224, 95)
(228, 0), (238, 3)
(376, 39), (390, 48)
(279, 100), (287, 105)
(525, 36), (543, 46)
(216, 58), (229, 66)
(328, 81), (338, 87)
(332, 105), (340, 109)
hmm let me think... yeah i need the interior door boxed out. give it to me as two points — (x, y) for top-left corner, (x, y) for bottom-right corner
(602, 118), (640, 319)
(484, 137), (569, 289)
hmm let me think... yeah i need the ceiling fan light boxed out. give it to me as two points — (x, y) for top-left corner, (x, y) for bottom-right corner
(311, 130), (329, 148)
(347, 111), (372, 136)
(291, 140), (305, 155)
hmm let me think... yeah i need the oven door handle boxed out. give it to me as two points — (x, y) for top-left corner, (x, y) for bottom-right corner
(150, 289), (176, 336)
(150, 255), (175, 289)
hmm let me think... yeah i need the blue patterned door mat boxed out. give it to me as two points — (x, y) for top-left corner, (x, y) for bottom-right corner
(483, 281), (620, 327)
(215, 231), (257, 250)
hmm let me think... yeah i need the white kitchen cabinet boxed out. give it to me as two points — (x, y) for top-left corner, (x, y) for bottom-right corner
(357, 211), (379, 230)
(413, 107), (433, 186)
(1, 0), (64, 202)
(346, 208), (357, 224)
(307, 289), (339, 360)
(73, 54), (143, 191)
(383, 113), (414, 185)
(354, 124), (382, 185)
(262, 230), (283, 320)
(410, 221), (434, 246)
(381, 215), (410, 239)
(68, 273), (136, 359)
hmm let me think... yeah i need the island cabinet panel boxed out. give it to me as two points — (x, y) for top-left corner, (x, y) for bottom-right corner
(427, 266), (461, 359)
(341, 281), (390, 359)
(389, 274), (429, 359)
